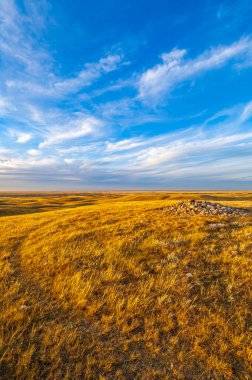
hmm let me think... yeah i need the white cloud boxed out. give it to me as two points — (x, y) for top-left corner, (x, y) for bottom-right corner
(8, 129), (33, 143)
(64, 158), (76, 164)
(138, 37), (252, 103)
(240, 101), (252, 122)
(26, 104), (45, 123)
(27, 149), (40, 156)
(106, 138), (145, 152)
(0, 0), (50, 74)
(16, 132), (32, 143)
(39, 116), (103, 148)
(5, 54), (123, 98)
(9, 101), (249, 187)
(0, 97), (9, 115)
(128, 131), (252, 171)
(52, 55), (123, 96)
(71, 102), (252, 185)
(0, 0), (125, 122)
(57, 143), (103, 155)
(0, 156), (57, 171)
(0, 146), (11, 157)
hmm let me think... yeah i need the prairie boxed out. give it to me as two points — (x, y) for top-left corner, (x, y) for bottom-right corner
(0, 192), (251, 379)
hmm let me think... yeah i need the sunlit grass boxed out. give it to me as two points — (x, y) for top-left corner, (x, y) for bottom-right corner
(0, 192), (251, 379)
(1, 191), (251, 217)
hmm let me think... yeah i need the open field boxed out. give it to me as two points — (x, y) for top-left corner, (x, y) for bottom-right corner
(0, 191), (252, 217)
(0, 192), (252, 379)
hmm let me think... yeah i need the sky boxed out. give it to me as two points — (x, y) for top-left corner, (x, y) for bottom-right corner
(0, 0), (252, 190)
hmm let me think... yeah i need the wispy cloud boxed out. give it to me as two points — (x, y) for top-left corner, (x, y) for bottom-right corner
(106, 138), (146, 152)
(138, 37), (252, 104)
(0, 1), (252, 189)
(2, 101), (251, 188)
(53, 55), (123, 96)
(0, 97), (10, 114)
(6, 54), (124, 98)
(0, 154), (57, 171)
(240, 101), (252, 122)
(39, 116), (103, 148)
(0, 0), (51, 74)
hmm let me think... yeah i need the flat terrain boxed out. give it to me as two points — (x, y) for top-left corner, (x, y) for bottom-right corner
(0, 192), (251, 379)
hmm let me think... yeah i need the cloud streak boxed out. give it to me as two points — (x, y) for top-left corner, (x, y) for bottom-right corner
(39, 116), (103, 148)
(138, 37), (252, 104)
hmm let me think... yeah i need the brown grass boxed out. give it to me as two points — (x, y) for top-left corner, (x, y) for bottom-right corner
(0, 192), (252, 379)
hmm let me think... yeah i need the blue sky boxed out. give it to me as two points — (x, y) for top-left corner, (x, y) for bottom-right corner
(0, 0), (252, 190)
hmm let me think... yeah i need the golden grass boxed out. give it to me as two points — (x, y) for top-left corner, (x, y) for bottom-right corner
(0, 192), (252, 379)
(1, 191), (251, 217)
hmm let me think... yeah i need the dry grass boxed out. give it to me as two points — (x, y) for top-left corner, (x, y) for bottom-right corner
(0, 192), (252, 379)
(1, 191), (251, 217)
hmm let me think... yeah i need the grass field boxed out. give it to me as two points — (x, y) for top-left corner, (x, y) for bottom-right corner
(0, 192), (252, 379)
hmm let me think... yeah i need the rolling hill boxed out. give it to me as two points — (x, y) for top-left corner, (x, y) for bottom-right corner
(0, 192), (251, 379)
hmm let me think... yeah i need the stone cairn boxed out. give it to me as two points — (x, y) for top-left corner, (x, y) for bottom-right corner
(164, 199), (249, 216)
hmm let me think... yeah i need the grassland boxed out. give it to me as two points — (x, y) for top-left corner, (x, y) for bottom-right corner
(0, 192), (251, 379)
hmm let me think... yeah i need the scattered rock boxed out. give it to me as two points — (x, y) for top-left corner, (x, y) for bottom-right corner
(20, 304), (29, 310)
(164, 200), (249, 216)
(186, 272), (193, 278)
(208, 223), (226, 228)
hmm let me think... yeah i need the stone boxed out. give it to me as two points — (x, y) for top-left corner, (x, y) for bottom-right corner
(20, 304), (29, 310)
(186, 272), (193, 278)
(163, 200), (249, 216)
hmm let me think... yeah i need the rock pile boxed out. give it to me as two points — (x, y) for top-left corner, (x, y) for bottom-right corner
(164, 200), (249, 216)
